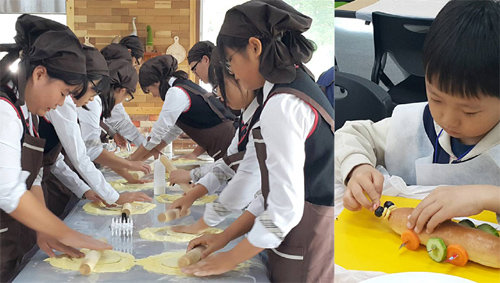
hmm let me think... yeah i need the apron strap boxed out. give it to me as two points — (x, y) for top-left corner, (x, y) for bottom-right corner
(222, 151), (246, 172)
(175, 84), (230, 122)
(99, 120), (116, 138)
(422, 105), (450, 164)
(252, 127), (270, 209)
(238, 104), (263, 152)
(268, 87), (335, 133)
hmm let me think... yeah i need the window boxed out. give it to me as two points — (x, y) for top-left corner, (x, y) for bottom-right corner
(200, 0), (334, 91)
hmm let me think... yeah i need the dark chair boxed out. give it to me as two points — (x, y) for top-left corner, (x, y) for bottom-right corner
(335, 71), (393, 130)
(371, 12), (433, 105)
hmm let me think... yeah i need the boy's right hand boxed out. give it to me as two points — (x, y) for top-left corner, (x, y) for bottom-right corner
(187, 233), (230, 259)
(344, 164), (384, 211)
(58, 229), (111, 251)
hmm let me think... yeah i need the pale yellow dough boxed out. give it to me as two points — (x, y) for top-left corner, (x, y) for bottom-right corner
(136, 251), (252, 276)
(136, 250), (186, 276)
(139, 226), (222, 242)
(109, 178), (153, 192)
(82, 201), (156, 216)
(155, 194), (217, 205)
(44, 249), (135, 273)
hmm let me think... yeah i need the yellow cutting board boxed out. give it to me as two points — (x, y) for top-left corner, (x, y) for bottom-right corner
(335, 195), (500, 283)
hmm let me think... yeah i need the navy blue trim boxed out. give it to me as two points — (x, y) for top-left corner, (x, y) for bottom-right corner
(422, 104), (450, 164)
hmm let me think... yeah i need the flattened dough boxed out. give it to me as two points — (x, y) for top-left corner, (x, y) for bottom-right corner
(83, 201), (156, 216)
(136, 251), (251, 276)
(155, 194), (217, 205)
(139, 226), (222, 242)
(44, 249), (135, 273)
(109, 178), (154, 192)
(136, 251), (186, 276)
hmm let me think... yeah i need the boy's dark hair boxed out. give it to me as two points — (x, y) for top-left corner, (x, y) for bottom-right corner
(187, 41), (215, 64)
(423, 0), (499, 99)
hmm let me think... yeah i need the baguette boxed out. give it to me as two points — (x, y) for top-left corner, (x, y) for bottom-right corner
(387, 207), (500, 268)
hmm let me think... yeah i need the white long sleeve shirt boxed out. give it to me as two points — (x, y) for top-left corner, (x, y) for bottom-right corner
(334, 114), (500, 185)
(77, 96), (104, 161)
(144, 77), (187, 150)
(246, 81), (316, 249)
(45, 96), (119, 204)
(193, 98), (261, 195)
(104, 103), (145, 146)
(50, 152), (91, 198)
(0, 100), (30, 213)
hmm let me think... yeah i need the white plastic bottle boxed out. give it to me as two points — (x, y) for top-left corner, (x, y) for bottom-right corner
(154, 158), (166, 195)
(164, 142), (173, 159)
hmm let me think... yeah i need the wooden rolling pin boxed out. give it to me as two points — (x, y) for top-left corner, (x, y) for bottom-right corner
(178, 246), (207, 267)
(157, 208), (191, 222)
(79, 239), (108, 275)
(121, 203), (133, 217)
(160, 155), (177, 173)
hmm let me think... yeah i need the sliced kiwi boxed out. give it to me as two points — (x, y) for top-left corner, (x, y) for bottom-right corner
(477, 223), (500, 237)
(426, 238), (447, 262)
(458, 219), (476, 228)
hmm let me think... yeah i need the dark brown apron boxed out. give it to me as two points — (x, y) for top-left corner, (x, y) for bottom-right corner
(43, 147), (81, 219)
(174, 83), (236, 161)
(176, 120), (235, 161)
(0, 103), (46, 282)
(253, 129), (334, 283)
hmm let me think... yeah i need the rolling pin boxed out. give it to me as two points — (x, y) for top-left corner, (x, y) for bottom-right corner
(160, 155), (177, 173)
(178, 246), (207, 267)
(121, 203), (133, 217)
(157, 208), (191, 222)
(79, 239), (107, 275)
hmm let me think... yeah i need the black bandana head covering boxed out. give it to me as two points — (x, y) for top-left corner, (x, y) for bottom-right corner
(101, 43), (133, 63)
(108, 59), (138, 92)
(138, 55), (178, 91)
(83, 45), (109, 76)
(14, 14), (86, 102)
(119, 35), (144, 60)
(218, 0), (313, 84)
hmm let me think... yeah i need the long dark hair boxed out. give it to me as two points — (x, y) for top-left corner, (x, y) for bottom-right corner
(210, 49), (263, 107)
(158, 70), (189, 101)
(90, 74), (113, 118)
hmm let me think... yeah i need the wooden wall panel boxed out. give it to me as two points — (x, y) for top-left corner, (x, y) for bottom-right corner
(68, 0), (199, 136)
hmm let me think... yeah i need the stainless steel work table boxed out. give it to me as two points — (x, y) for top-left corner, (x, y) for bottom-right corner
(14, 161), (269, 282)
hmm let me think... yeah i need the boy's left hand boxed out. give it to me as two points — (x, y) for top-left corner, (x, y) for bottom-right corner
(407, 185), (484, 234)
(181, 252), (238, 276)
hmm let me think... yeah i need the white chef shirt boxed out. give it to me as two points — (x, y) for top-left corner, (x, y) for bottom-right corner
(246, 81), (316, 249)
(77, 96), (104, 161)
(0, 99), (30, 213)
(104, 103), (145, 146)
(144, 77), (188, 150)
(193, 98), (261, 194)
(45, 96), (119, 204)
